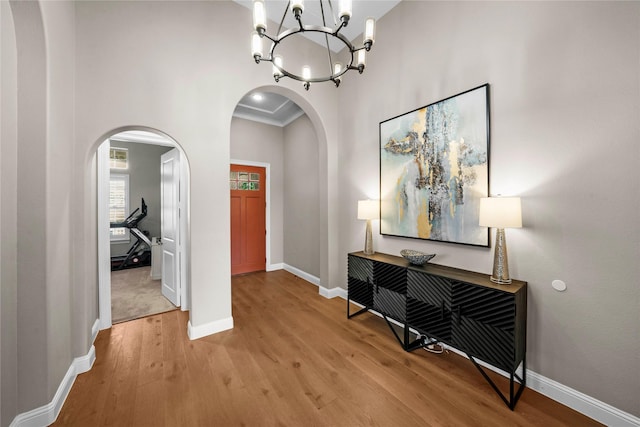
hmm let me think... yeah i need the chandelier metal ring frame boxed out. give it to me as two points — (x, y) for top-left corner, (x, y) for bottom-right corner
(251, 0), (375, 90)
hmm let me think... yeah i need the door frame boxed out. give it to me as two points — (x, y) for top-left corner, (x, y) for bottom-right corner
(98, 131), (190, 330)
(230, 159), (275, 271)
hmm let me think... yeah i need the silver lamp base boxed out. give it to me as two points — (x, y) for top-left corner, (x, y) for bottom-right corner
(363, 219), (374, 255)
(490, 228), (511, 284)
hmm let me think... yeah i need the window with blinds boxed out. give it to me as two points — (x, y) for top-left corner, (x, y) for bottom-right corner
(110, 148), (128, 169)
(110, 174), (129, 241)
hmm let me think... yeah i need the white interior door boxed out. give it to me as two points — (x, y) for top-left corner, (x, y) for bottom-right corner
(161, 148), (180, 306)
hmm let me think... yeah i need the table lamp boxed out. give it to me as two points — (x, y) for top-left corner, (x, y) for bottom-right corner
(479, 197), (522, 284)
(357, 199), (378, 255)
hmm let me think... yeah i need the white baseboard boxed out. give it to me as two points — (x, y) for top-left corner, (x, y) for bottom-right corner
(10, 320), (99, 427)
(73, 345), (97, 376)
(91, 318), (100, 344)
(187, 316), (234, 340)
(528, 371), (640, 427)
(267, 262), (284, 272)
(282, 264), (347, 299)
(319, 285), (347, 299)
(282, 263), (352, 300)
(342, 297), (640, 426)
(283, 264), (320, 286)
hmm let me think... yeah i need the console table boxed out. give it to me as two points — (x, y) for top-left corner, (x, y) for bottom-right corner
(347, 251), (527, 410)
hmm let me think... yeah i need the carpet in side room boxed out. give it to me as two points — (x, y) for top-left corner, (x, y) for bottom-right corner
(111, 266), (176, 323)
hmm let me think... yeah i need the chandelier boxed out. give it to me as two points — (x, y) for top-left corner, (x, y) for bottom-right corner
(251, 0), (376, 90)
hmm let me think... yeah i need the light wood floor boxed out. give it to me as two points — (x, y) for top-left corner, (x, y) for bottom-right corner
(54, 270), (602, 426)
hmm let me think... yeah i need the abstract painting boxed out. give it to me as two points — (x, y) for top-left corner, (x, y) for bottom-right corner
(379, 84), (490, 247)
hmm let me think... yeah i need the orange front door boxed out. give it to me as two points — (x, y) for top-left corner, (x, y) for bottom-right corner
(230, 164), (266, 275)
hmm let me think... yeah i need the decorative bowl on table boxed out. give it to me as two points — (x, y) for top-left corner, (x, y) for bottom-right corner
(400, 249), (436, 266)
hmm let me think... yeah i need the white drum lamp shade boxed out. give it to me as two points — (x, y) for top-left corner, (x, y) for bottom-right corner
(479, 197), (522, 229)
(357, 199), (378, 220)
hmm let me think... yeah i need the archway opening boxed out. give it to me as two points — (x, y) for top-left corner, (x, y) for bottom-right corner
(230, 85), (329, 290)
(95, 127), (191, 329)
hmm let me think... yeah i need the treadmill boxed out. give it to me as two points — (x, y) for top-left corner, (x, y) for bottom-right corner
(110, 198), (152, 270)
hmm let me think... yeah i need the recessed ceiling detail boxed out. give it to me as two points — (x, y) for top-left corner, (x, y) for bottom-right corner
(233, 92), (305, 127)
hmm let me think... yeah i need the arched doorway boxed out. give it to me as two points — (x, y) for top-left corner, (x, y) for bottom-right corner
(231, 90), (320, 280)
(230, 85), (336, 294)
(96, 127), (191, 329)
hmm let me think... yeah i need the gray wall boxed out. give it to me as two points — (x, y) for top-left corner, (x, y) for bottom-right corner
(1, 2), (18, 424)
(2, 0), (78, 419)
(3, 0), (639, 424)
(337, 1), (640, 417)
(109, 141), (172, 257)
(2, 1), (345, 424)
(74, 0), (341, 339)
(283, 115), (320, 278)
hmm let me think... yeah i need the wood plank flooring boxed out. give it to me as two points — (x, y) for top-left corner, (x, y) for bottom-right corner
(53, 270), (603, 426)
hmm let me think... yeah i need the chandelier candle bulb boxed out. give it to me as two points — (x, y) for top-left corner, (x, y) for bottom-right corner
(251, 32), (263, 62)
(357, 49), (366, 72)
(302, 65), (311, 80)
(364, 18), (375, 49)
(334, 62), (343, 76)
(252, 0), (266, 34)
(272, 55), (283, 79)
(339, 0), (352, 24)
(302, 65), (311, 90)
(291, 0), (304, 17)
(333, 62), (343, 86)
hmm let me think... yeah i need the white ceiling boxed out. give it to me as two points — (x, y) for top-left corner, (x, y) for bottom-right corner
(110, 130), (174, 146)
(233, 0), (401, 126)
(235, 0), (400, 53)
